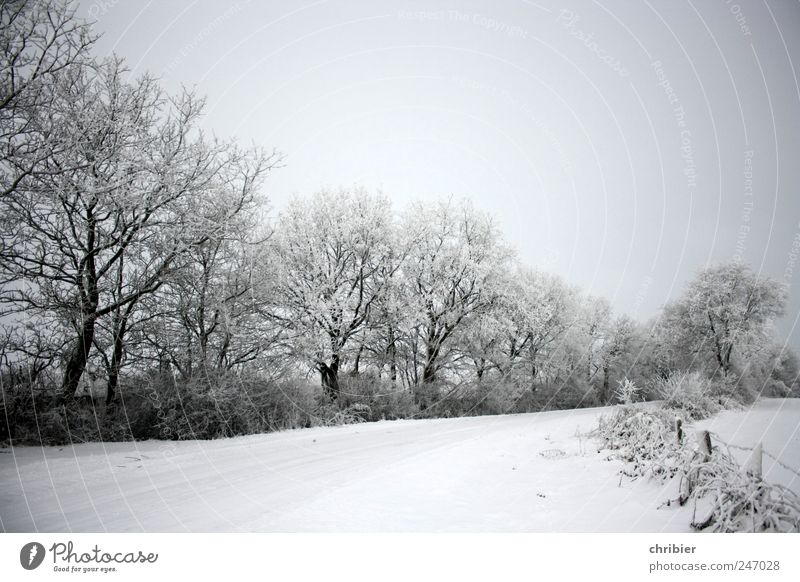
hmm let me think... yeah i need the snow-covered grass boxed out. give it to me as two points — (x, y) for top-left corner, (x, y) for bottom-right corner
(597, 398), (800, 531)
(1, 399), (798, 532)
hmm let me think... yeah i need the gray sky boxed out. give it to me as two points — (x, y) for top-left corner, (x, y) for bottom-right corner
(79, 0), (800, 349)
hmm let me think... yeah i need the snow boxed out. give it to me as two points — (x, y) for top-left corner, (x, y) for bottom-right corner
(1, 399), (798, 532)
(693, 398), (800, 491)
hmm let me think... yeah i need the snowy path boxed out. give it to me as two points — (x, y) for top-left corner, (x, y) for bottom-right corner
(1, 399), (798, 532)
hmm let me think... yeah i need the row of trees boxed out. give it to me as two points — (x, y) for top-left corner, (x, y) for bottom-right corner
(0, 0), (277, 406)
(1, 1), (797, 443)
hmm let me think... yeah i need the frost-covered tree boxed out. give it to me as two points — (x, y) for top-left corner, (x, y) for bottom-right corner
(511, 269), (578, 387)
(269, 188), (399, 399)
(1, 0), (96, 200)
(129, 158), (276, 384)
(733, 340), (800, 398)
(580, 295), (612, 385)
(453, 299), (510, 382)
(350, 251), (415, 383)
(400, 199), (511, 385)
(595, 314), (637, 404)
(0, 57), (272, 402)
(662, 264), (787, 376)
(454, 267), (578, 389)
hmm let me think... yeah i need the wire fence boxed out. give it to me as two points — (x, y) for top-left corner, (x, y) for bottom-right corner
(711, 434), (800, 480)
(596, 406), (800, 532)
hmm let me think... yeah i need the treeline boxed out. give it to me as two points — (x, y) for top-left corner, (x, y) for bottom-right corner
(1, 1), (798, 444)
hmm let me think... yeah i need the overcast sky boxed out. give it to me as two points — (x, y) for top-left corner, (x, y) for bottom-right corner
(78, 0), (800, 349)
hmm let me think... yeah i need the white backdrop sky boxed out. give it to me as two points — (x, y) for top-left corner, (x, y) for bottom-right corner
(77, 0), (800, 349)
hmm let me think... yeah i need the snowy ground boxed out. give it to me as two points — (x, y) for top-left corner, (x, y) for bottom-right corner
(1, 399), (798, 532)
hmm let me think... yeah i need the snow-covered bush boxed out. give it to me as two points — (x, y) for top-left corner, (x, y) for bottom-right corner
(598, 402), (800, 532)
(314, 403), (367, 426)
(428, 379), (528, 417)
(613, 378), (641, 405)
(337, 373), (418, 421)
(532, 376), (599, 412)
(656, 371), (722, 420)
(680, 442), (800, 532)
(597, 405), (685, 480)
(470, 380), (520, 415)
(761, 379), (793, 398)
(0, 366), (56, 444)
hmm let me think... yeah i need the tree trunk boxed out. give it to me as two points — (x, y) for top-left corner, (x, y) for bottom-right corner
(63, 208), (100, 401)
(61, 315), (95, 402)
(600, 364), (610, 404)
(722, 344), (733, 375)
(422, 360), (437, 383)
(352, 344), (363, 375)
(106, 276), (138, 408)
(106, 315), (128, 408)
(387, 326), (397, 382)
(422, 341), (440, 383)
(319, 354), (340, 400)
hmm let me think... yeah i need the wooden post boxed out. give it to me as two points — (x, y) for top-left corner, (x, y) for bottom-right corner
(744, 442), (763, 479)
(697, 430), (712, 461)
(679, 474), (691, 506)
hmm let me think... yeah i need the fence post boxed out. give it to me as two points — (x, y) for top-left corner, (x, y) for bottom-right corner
(744, 442), (763, 479)
(697, 430), (712, 461)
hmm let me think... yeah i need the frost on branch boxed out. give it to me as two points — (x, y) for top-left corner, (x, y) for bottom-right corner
(680, 440), (800, 532)
(613, 378), (640, 405)
(596, 405), (685, 481)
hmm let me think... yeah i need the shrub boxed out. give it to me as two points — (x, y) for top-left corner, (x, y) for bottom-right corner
(613, 378), (641, 405)
(142, 372), (322, 439)
(761, 379), (792, 398)
(679, 441), (800, 532)
(596, 405), (686, 480)
(475, 379), (527, 415)
(598, 404), (800, 532)
(337, 373), (418, 421)
(656, 371), (722, 420)
(532, 376), (599, 411)
(1, 366), (61, 444)
(240, 376), (319, 431)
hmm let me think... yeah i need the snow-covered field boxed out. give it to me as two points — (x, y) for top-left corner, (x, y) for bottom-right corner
(1, 399), (798, 533)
